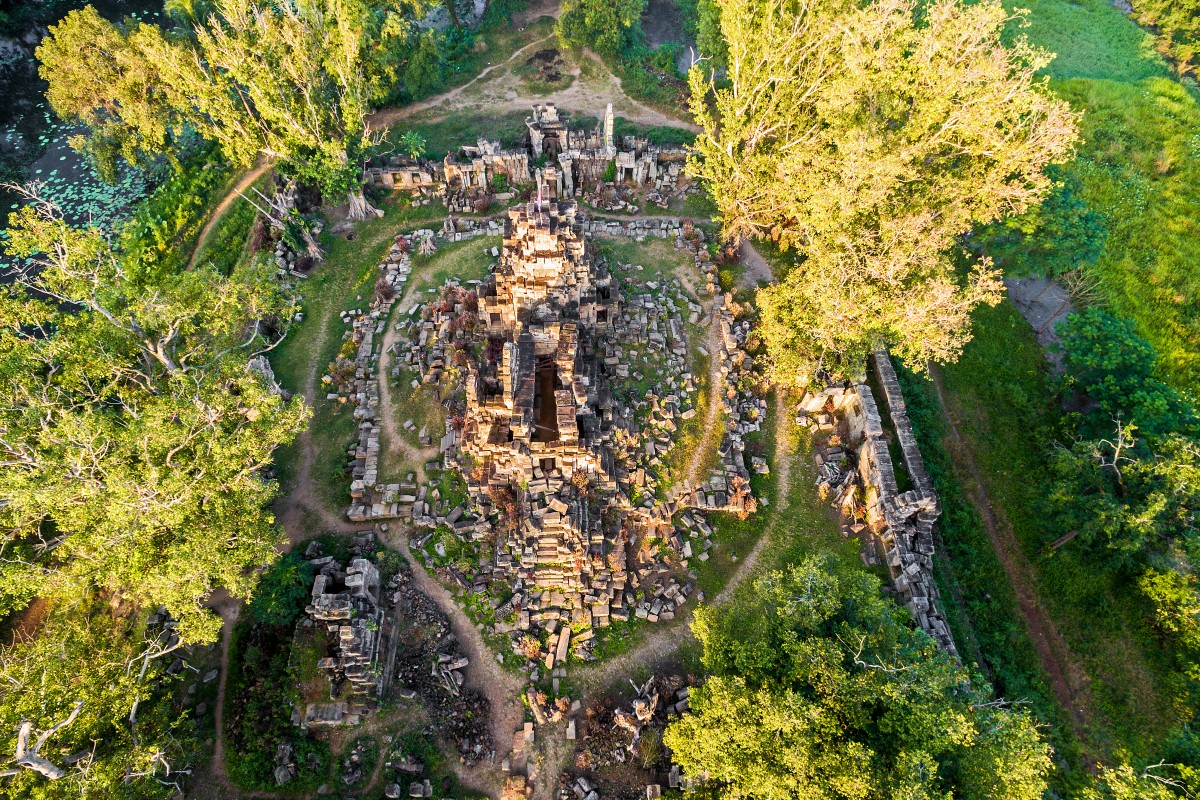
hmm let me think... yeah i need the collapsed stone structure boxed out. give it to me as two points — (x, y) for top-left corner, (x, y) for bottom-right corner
(800, 352), (957, 655)
(460, 200), (620, 596)
(364, 103), (691, 211)
(301, 555), (386, 727)
(334, 199), (761, 663)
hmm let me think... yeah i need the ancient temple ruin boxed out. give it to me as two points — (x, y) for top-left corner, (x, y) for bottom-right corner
(461, 198), (621, 596)
(301, 557), (386, 727)
(364, 103), (690, 211)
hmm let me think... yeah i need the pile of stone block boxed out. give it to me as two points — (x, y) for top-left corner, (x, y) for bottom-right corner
(799, 352), (957, 656)
(300, 552), (386, 726)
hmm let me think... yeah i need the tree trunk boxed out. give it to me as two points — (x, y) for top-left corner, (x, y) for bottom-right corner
(346, 189), (382, 222)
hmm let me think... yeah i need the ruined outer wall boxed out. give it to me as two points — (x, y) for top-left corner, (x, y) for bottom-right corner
(805, 353), (958, 656)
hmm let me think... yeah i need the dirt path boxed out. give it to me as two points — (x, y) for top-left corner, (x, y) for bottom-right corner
(385, 534), (525, 777)
(207, 597), (239, 791)
(928, 366), (1096, 752)
(277, 302), (362, 542)
(377, 273), (442, 483)
(738, 241), (773, 288)
(370, 43), (697, 133)
(187, 161), (271, 271)
(369, 35), (557, 129)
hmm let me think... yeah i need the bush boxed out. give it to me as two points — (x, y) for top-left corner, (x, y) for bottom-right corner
(556, 0), (646, 59)
(248, 552), (315, 627)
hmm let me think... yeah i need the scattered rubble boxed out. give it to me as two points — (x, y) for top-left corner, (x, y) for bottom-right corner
(299, 549), (385, 728)
(561, 675), (696, 800)
(388, 562), (495, 764)
(365, 103), (696, 209)
(800, 351), (957, 655)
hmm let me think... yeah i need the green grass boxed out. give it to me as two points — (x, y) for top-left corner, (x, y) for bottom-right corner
(895, 345), (1085, 787)
(269, 205), (410, 509)
(993, 0), (1200, 392)
(1050, 77), (1200, 388)
(937, 301), (1182, 767)
(598, 236), (696, 283)
(393, 110), (535, 161)
(1012, 0), (1168, 83)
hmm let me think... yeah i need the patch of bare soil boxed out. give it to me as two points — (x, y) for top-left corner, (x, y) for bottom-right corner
(738, 240), (774, 288)
(370, 42), (698, 133)
(641, 0), (685, 48)
(389, 563), (495, 765)
(383, 532), (525, 792)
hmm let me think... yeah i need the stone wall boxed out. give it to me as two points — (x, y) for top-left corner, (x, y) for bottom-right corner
(364, 103), (693, 206)
(800, 352), (957, 656)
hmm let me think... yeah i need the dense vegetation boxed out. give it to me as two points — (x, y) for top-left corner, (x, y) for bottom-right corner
(35, 0), (461, 208)
(666, 556), (1051, 799)
(688, 0), (1076, 383)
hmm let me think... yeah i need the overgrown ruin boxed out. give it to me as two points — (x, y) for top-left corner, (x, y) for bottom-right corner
(802, 352), (957, 655)
(365, 103), (693, 213)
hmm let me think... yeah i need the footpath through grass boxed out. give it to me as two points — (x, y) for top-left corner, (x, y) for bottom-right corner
(912, 302), (1184, 779)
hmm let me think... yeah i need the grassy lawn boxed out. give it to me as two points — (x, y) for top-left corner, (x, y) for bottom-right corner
(188, 172), (271, 276)
(269, 203), (413, 509)
(1002, 0), (1200, 391)
(933, 301), (1182, 770)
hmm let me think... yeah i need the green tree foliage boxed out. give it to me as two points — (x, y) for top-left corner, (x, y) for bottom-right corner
(0, 602), (198, 798)
(1080, 763), (1194, 799)
(689, 0), (1078, 383)
(404, 29), (444, 99)
(1046, 429), (1200, 563)
(36, 7), (182, 172)
(974, 167), (1109, 278)
(247, 552), (316, 626)
(397, 130), (427, 159)
(0, 194), (308, 644)
(1141, 569), (1200, 656)
(1057, 308), (1198, 438)
(37, 0), (438, 201)
(664, 556), (1052, 799)
(1129, 0), (1200, 75)
(556, 0), (646, 59)
(1047, 307), (1200, 736)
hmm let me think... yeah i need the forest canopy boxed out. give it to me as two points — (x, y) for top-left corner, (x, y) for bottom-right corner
(688, 0), (1078, 383)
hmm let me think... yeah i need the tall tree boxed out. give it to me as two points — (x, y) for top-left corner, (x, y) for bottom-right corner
(0, 602), (197, 798)
(664, 557), (1052, 800)
(37, 7), (183, 176)
(688, 0), (1078, 382)
(38, 0), (437, 210)
(1, 192), (307, 643)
